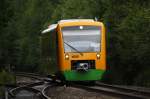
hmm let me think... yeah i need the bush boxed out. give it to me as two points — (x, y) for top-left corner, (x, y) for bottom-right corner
(0, 70), (15, 85)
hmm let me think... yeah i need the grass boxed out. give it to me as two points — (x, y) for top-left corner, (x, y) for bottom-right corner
(0, 70), (16, 97)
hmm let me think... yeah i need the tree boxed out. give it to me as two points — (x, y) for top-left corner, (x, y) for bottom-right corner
(103, 0), (150, 85)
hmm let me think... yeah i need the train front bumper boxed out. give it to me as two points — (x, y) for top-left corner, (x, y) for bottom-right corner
(63, 69), (105, 81)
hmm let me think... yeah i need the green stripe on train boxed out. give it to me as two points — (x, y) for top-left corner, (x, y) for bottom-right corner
(63, 69), (105, 81)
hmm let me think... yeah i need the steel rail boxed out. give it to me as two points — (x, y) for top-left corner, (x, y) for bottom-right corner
(72, 84), (150, 99)
(9, 81), (44, 97)
(42, 81), (62, 99)
(8, 72), (58, 99)
(96, 82), (150, 98)
(15, 72), (53, 83)
(10, 86), (43, 98)
(15, 72), (44, 80)
(15, 72), (45, 77)
(42, 85), (53, 99)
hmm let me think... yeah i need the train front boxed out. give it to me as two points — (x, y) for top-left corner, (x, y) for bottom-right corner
(58, 20), (106, 81)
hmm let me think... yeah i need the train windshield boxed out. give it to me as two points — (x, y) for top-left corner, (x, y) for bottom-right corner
(62, 26), (101, 52)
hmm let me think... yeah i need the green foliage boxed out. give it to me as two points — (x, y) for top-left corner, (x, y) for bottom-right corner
(0, 86), (4, 98)
(103, 0), (150, 85)
(51, 0), (106, 21)
(0, 70), (15, 84)
(0, 70), (15, 97)
(134, 67), (150, 87)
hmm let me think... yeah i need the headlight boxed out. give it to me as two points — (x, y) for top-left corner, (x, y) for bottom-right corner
(97, 54), (100, 59)
(65, 54), (69, 59)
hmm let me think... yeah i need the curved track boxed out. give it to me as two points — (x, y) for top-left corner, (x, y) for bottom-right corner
(9, 81), (44, 97)
(9, 72), (61, 99)
(9, 72), (52, 99)
(42, 84), (57, 99)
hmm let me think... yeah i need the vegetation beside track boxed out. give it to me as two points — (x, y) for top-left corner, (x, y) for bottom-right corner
(0, 70), (15, 97)
(0, 86), (4, 98)
(0, 70), (15, 85)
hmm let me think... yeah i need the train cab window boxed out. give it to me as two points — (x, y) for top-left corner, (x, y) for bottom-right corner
(62, 26), (101, 52)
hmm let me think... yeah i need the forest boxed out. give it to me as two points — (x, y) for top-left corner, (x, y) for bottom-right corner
(0, 0), (150, 93)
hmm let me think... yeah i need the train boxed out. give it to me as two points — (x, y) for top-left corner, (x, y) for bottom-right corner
(41, 19), (106, 81)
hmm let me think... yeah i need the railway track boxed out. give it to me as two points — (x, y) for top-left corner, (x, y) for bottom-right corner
(8, 72), (61, 99)
(9, 81), (44, 96)
(8, 72), (150, 99)
(15, 72), (53, 82)
(8, 72), (49, 99)
(96, 82), (150, 98)
(72, 82), (150, 99)
(9, 86), (43, 99)
(42, 84), (58, 99)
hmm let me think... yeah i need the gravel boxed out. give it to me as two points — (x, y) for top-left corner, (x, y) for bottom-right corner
(47, 86), (121, 99)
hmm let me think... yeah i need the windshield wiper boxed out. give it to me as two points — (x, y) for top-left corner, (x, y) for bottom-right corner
(64, 41), (83, 56)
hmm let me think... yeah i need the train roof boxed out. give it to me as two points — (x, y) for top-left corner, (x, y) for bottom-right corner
(42, 19), (97, 34)
(58, 19), (94, 23)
